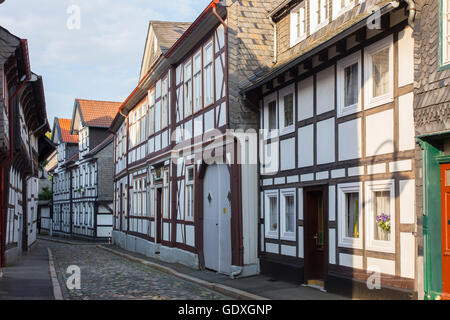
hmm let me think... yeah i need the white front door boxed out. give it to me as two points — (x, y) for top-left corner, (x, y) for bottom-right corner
(203, 164), (231, 274)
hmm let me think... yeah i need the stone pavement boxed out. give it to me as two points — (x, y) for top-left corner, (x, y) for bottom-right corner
(42, 239), (230, 300)
(0, 242), (55, 300)
(102, 244), (348, 300)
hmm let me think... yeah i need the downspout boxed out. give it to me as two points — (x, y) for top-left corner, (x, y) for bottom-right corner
(0, 72), (31, 268)
(269, 17), (277, 64)
(393, 0), (415, 28)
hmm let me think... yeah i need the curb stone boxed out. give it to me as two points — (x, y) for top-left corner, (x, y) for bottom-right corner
(98, 245), (268, 301)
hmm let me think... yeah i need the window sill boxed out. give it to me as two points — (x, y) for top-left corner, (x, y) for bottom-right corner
(365, 95), (394, 111)
(366, 241), (395, 254)
(338, 239), (363, 250)
(310, 21), (329, 34)
(265, 232), (278, 240)
(290, 34), (307, 48)
(281, 233), (296, 242)
(337, 103), (361, 118)
(280, 125), (295, 136)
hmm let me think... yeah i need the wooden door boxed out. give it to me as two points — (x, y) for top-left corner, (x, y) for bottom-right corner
(304, 188), (327, 285)
(156, 188), (162, 243)
(441, 163), (450, 300)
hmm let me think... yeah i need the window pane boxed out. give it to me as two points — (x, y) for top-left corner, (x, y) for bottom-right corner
(344, 63), (358, 107)
(372, 48), (390, 97)
(345, 192), (359, 238)
(374, 191), (391, 241)
(268, 101), (277, 130)
(285, 195), (295, 233)
(284, 94), (293, 127)
(269, 197), (278, 231)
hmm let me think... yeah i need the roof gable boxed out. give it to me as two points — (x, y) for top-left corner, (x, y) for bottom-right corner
(71, 99), (121, 133)
(139, 21), (191, 81)
(55, 118), (78, 144)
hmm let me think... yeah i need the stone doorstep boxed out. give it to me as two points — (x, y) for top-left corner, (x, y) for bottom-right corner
(98, 245), (268, 301)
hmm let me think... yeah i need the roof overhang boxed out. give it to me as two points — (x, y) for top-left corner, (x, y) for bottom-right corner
(38, 135), (56, 163)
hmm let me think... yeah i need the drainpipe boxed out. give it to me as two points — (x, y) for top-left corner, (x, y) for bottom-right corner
(0, 71), (30, 269)
(269, 17), (277, 64)
(403, 0), (416, 28)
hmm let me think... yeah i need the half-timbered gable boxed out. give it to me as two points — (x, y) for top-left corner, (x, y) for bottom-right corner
(241, 0), (418, 299)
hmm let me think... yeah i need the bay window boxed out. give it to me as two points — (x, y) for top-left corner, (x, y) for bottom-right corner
(265, 190), (278, 239)
(365, 179), (395, 253)
(185, 166), (194, 221)
(337, 51), (361, 117)
(364, 36), (393, 109)
(193, 51), (202, 113)
(203, 41), (214, 106)
(290, 2), (307, 47)
(184, 60), (193, 117)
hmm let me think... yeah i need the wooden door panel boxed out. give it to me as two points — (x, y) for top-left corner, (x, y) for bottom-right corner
(441, 164), (450, 299)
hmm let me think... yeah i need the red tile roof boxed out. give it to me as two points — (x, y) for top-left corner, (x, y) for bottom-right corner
(76, 99), (121, 128)
(58, 118), (78, 144)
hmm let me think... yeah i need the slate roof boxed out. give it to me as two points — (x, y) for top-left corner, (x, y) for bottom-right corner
(58, 118), (78, 144)
(84, 134), (114, 158)
(75, 99), (121, 128)
(151, 21), (192, 53)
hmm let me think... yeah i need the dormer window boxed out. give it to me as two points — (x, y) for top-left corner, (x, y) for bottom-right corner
(311, 0), (329, 32)
(290, 2), (307, 47)
(332, 0), (355, 20)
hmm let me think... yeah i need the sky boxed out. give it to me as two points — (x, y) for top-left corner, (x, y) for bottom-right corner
(0, 0), (211, 129)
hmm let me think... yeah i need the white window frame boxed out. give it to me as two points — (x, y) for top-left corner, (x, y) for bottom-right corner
(278, 84), (295, 135)
(337, 51), (362, 117)
(310, 0), (329, 33)
(290, 2), (307, 47)
(148, 89), (155, 136)
(203, 40), (214, 106)
(280, 188), (296, 241)
(365, 179), (395, 253)
(163, 169), (169, 219)
(193, 51), (203, 113)
(263, 92), (278, 140)
(264, 190), (279, 239)
(332, 0), (355, 21)
(161, 76), (169, 128)
(184, 60), (193, 118)
(364, 35), (394, 110)
(337, 182), (363, 249)
(185, 166), (195, 222)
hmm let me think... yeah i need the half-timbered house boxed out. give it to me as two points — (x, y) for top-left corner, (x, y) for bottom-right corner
(0, 26), (51, 268)
(51, 118), (78, 236)
(110, 0), (275, 277)
(240, 0), (418, 299)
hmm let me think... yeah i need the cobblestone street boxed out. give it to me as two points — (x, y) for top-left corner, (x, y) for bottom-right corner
(43, 240), (229, 300)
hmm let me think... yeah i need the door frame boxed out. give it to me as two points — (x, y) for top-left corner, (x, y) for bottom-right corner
(441, 163), (450, 300)
(303, 184), (329, 285)
(156, 186), (162, 244)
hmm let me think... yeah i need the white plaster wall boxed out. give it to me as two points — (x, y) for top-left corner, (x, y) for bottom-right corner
(365, 109), (394, 157)
(186, 225), (195, 247)
(329, 228), (336, 264)
(298, 125), (314, 167)
(280, 138), (296, 171)
(367, 257), (396, 276)
(266, 242), (278, 254)
(317, 118), (335, 164)
(398, 26), (414, 87)
(338, 118), (362, 161)
(298, 188), (303, 220)
(400, 179), (415, 224)
(339, 253), (363, 269)
(329, 185), (336, 221)
(398, 93), (415, 151)
(281, 245), (296, 257)
(400, 232), (415, 279)
(297, 76), (314, 121)
(316, 66), (335, 115)
(298, 226), (304, 258)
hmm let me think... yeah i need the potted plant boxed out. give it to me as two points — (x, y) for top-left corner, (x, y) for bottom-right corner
(376, 213), (391, 241)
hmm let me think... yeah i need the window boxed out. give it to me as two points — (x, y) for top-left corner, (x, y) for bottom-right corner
(290, 2), (307, 47)
(280, 189), (296, 240)
(263, 93), (278, 138)
(364, 36), (393, 109)
(185, 166), (194, 221)
(311, 0), (329, 32)
(193, 52), (202, 113)
(155, 100), (161, 132)
(148, 90), (155, 136)
(203, 41), (214, 106)
(279, 85), (295, 134)
(338, 182), (363, 248)
(442, 0), (450, 66)
(161, 77), (169, 128)
(268, 101), (277, 130)
(337, 51), (361, 117)
(332, 0), (355, 20)
(265, 191), (278, 239)
(184, 60), (192, 117)
(365, 179), (395, 253)
(163, 169), (169, 219)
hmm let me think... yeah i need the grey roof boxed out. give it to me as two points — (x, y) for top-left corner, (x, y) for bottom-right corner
(0, 26), (21, 65)
(151, 21), (191, 53)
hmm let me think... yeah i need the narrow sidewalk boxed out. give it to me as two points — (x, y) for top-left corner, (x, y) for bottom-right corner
(100, 244), (348, 300)
(0, 242), (55, 300)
